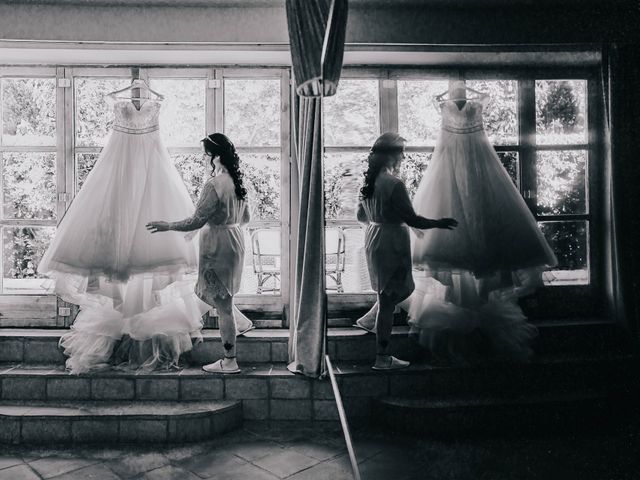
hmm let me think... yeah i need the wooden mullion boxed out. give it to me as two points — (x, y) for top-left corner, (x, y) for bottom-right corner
(519, 78), (537, 212)
(535, 214), (591, 222)
(324, 146), (374, 153)
(586, 76), (601, 296)
(280, 68), (291, 327)
(214, 68), (224, 134)
(534, 143), (590, 151)
(0, 146), (56, 153)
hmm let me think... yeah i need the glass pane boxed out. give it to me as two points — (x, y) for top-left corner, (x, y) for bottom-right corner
(242, 153), (281, 221)
(536, 150), (587, 215)
(468, 80), (518, 145)
(324, 152), (368, 221)
(536, 80), (587, 145)
(240, 226), (281, 295)
(497, 151), (519, 187)
(171, 153), (207, 204)
(2, 152), (56, 220)
(76, 152), (100, 191)
(2, 78), (56, 146)
(397, 80), (448, 146)
(224, 79), (280, 147)
(398, 152), (432, 201)
(324, 79), (379, 146)
(75, 77), (130, 147)
(150, 78), (206, 147)
(539, 220), (589, 285)
(3, 226), (56, 293)
(324, 226), (372, 294)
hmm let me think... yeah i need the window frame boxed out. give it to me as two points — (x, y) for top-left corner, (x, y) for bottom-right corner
(326, 66), (604, 320)
(0, 65), (291, 327)
(0, 66), (64, 326)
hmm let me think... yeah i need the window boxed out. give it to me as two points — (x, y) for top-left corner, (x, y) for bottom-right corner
(0, 66), (290, 327)
(323, 78), (380, 300)
(0, 63), (601, 325)
(324, 68), (601, 319)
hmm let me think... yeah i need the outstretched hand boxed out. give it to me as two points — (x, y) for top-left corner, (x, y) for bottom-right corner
(438, 218), (458, 230)
(146, 221), (170, 233)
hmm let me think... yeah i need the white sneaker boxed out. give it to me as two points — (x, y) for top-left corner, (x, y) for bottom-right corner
(372, 355), (410, 371)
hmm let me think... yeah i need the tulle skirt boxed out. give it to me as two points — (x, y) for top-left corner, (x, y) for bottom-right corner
(408, 127), (556, 364)
(39, 129), (209, 374)
(412, 128), (556, 276)
(407, 269), (540, 365)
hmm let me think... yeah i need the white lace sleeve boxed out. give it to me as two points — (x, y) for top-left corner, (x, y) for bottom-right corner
(169, 181), (219, 231)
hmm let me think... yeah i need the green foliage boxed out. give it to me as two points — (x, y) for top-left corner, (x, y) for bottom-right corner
(538, 81), (579, 132)
(3, 227), (54, 279)
(398, 153), (431, 199)
(2, 78), (56, 145)
(76, 78), (130, 146)
(242, 156), (280, 220)
(224, 80), (281, 146)
(0, 76), (591, 282)
(324, 80), (379, 146)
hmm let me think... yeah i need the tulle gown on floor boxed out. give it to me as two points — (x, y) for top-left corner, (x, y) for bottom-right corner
(408, 99), (557, 363)
(39, 97), (209, 373)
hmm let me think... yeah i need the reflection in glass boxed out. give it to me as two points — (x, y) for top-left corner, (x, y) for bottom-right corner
(75, 77), (130, 147)
(3, 152), (56, 220)
(536, 150), (587, 215)
(3, 226), (56, 293)
(539, 220), (588, 285)
(150, 78), (206, 147)
(2, 78), (56, 146)
(536, 80), (587, 145)
(324, 79), (379, 146)
(224, 79), (281, 146)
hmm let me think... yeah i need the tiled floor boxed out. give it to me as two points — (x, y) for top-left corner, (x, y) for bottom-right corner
(1, 421), (639, 480)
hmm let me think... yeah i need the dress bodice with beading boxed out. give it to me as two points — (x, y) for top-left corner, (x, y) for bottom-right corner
(441, 100), (484, 134)
(111, 99), (162, 134)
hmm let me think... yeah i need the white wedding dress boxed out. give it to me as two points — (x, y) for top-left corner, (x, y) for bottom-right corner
(408, 99), (558, 364)
(39, 97), (209, 373)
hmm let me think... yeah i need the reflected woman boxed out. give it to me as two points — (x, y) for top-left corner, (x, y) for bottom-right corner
(147, 133), (251, 374)
(356, 133), (457, 370)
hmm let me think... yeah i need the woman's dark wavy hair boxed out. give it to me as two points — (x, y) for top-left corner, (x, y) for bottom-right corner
(202, 133), (248, 201)
(359, 145), (404, 199)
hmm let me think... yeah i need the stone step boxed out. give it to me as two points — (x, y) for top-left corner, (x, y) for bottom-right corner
(0, 320), (627, 366)
(0, 399), (242, 445)
(1, 353), (637, 422)
(373, 388), (639, 436)
(0, 326), (424, 365)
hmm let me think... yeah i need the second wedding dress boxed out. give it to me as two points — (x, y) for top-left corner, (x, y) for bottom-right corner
(409, 97), (558, 363)
(39, 96), (209, 373)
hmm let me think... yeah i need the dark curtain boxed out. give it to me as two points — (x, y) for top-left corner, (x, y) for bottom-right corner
(288, 95), (327, 377)
(286, 0), (348, 377)
(286, 0), (348, 97)
(601, 43), (640, 348)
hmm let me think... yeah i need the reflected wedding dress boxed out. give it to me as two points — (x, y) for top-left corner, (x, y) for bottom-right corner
(39, 97), (209, 373)
(408, 98), (557, 363)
